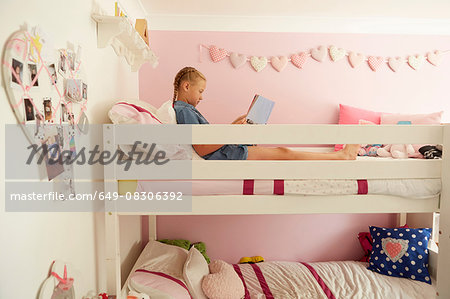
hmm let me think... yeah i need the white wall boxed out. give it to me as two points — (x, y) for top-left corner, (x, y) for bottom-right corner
(0, 0), (141, 297)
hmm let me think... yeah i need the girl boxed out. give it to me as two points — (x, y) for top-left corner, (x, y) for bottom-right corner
(172, 67), (359, 160)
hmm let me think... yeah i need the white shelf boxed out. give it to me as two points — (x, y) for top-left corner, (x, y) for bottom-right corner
(92, 14), (158, 71)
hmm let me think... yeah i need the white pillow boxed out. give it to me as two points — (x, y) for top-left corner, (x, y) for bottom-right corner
(129, 240), (191, 298)
(183, 247), (209, 299)
(157, 100), (177, 124)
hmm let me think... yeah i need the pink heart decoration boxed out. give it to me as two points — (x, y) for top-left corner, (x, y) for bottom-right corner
(367, 56), (385, 72)
(382, 238), (409, 262)
(271, 56), (288, 72)
(329, 45), (346, 62)
(388, 57), (403, 72)
(290, 52), (308, 69)
(209, 46), (228, 63)
(348, 52), (365, 68)
(427, 50), (442, 66)
(229, 52), (247, 69)
(250, 56), (268, 72)
(408, 54), (425, 70)
(311, 46), (327, 62)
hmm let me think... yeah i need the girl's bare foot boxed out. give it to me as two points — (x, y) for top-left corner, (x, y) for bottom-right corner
(340, 144), (359, 160)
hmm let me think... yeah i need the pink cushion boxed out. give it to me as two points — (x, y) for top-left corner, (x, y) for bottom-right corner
(335, 104), (383, 151)
(380, 111), (442, 125)
(202, 260), (244, 299)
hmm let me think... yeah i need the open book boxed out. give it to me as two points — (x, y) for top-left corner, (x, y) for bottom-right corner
(246, 94), (275, 124)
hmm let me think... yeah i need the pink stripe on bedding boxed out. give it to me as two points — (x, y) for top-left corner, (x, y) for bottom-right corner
(300, 262), (336, 299)
(357, 179), (368, 194)
(251, 263), (274, 299)
(243, 180), (254, 195)
(135, 269), (192, 298)
(117, 102), (162, 123)
(232, 264), (251, 299)
(274, 180), (284, 195)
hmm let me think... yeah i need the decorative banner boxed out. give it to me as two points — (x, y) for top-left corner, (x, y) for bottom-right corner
(201, 44), (450, 73)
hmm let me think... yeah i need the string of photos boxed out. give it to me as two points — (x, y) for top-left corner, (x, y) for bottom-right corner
(201, 44), (450, 73)
(2, 25), (89, 192)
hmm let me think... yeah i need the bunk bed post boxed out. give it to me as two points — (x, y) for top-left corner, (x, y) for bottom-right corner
(103, 125), (121, 296)
(148, 215), (157, 241)
(436, 123), (450, 298)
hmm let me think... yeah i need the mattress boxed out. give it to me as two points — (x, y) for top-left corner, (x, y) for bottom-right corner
(234, 261), (436, 299)
(137, 179), (441, 199)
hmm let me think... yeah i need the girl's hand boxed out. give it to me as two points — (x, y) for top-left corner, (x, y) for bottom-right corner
(232, 114), (247, 124)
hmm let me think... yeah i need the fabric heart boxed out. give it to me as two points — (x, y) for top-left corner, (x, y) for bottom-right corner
(329, 45), (346, 62)
(427, 50), (442, 66)
(348, 52), (365, 68)
(311, 46), (327, 62)
(271, 56), (288, 72)
(250, 56), (267, 72)
(388, 57), (403, 72)
(209, 46), (228, 63)
(367, 56), (385, 72)
(381, 238), (409, 262)
(290, 52), (308, 69)
(408, 55), (425, 70)
(229, 52), (247, 69)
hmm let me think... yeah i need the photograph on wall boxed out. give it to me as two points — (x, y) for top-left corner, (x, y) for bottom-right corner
(11, 58), (23, 86)
(60, 103), (68, 123)
(43, 97), (52, 121)
(43, 134), (64, 181)
(67, 50), (75, 71)
(82, 82), (87, 99)
(65, 79), (82, 102)
(48, 63), (57, 84)
(58, 50), (66, 75)
(28, 63), (39, 87)
(23, 98), (35, 122)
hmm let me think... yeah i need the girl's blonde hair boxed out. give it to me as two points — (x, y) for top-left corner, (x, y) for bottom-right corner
(172, 67), (206, 103)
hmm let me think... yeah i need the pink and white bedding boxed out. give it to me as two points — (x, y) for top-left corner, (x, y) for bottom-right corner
(137, 179), (441, 199)
(233, 261), (435, 299)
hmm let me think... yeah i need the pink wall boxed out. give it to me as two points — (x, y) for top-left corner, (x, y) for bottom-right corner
(139, 31), (450, 263)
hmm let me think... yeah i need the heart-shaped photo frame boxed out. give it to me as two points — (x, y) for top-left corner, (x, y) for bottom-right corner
(2, 26), (89, 146)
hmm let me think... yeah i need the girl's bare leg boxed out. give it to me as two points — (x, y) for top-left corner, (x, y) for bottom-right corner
(247, 144), (359, 160)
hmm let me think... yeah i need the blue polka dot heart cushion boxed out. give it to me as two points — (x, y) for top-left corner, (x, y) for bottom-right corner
(367, 226), (432, 284)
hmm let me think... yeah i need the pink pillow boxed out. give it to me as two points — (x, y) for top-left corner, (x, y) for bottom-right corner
(380, 111), (442, 125)
(109, 102), (162, 124)
(335, 104), (383, 151)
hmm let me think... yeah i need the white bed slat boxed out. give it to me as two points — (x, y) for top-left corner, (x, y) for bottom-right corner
(115, 159), (442, 180)
(114, 124), (443, 145)
(114, 194), (439, 215)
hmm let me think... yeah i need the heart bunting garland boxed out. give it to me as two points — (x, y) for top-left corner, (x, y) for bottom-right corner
(202, 44), (448, 73)
(367, 56), (385, 72)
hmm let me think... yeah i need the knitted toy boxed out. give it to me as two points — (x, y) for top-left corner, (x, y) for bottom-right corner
(377, 144), (422, 159)
(202, 260), (245, 299)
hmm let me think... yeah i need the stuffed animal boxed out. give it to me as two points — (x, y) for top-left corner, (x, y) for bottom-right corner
(377, 144), (422, 159)
(358, 144), (382, 157)
(202, 260), (245, 299)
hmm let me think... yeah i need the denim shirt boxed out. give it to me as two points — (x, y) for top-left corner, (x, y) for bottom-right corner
(173, 101), (209, 125)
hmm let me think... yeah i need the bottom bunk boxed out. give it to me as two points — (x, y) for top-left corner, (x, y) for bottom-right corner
(123, 239), (437, 299)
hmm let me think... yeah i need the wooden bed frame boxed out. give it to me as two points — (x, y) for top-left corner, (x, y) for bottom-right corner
(102, 123), (450, 298)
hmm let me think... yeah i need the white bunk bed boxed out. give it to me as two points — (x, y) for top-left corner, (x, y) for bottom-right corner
(102, 123), (450, 298)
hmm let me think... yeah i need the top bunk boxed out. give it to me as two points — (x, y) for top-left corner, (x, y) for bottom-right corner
(102, 124), (449, 215)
